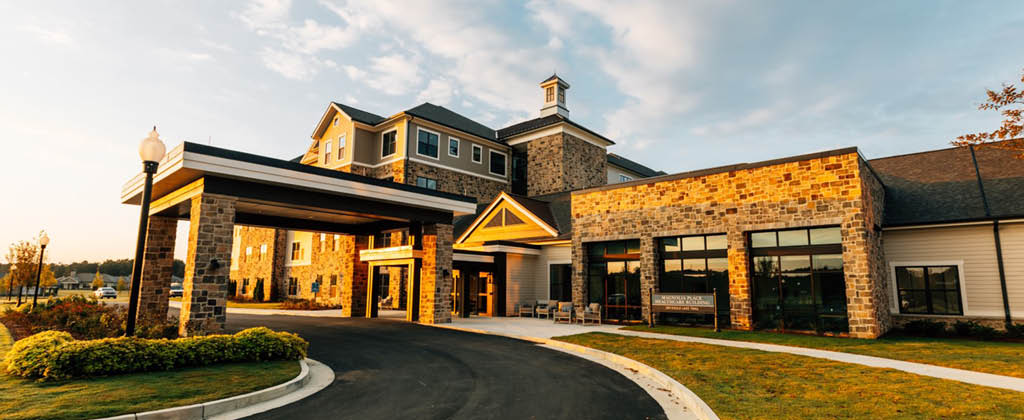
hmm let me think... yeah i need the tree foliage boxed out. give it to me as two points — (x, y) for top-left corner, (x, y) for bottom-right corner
(50, 258), (185, 278)
(954, 69), (1024, 158)
(5, 241), (40, 292)
(116, 277), (127, 291)
(91, 272), (105, 289)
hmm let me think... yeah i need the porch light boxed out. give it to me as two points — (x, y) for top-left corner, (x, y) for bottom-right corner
(139, 127), (166, 163)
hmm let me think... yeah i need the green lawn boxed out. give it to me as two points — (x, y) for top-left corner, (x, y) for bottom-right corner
(558, 333), (1024, 420)
(0, 324), (300, 420)
(621, 325), (1024, 378)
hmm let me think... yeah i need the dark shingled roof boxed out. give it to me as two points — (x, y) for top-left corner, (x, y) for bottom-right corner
(332, 102), (387, 125)
(868, 144), (1024, 226)
(607, 153), (663, 178)
(405, 103), (498, 143)
(496, 114), (615, 144)
(542, 73), (559, 83)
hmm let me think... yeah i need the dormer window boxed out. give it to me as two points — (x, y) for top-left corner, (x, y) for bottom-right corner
(545, 86), (554, 102)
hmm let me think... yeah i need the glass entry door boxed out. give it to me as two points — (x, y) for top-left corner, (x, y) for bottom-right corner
(591, 260), (642, 323)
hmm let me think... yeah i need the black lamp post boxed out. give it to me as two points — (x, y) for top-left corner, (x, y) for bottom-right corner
(31, 232), (49, 308)
(126, 127), (166, 336)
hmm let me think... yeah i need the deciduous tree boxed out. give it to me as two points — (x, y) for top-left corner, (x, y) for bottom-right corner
(5, 241), (39, 299)
(116, 277), (127, 291)
(954, 69), (1024, 158)
(91, 271), (105, 289)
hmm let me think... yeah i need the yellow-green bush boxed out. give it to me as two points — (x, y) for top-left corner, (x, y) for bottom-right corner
(3, 330), (73, 378)
(4, 327), (307, 380)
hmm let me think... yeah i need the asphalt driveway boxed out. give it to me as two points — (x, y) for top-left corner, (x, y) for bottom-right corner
(225, 314), (667, 420)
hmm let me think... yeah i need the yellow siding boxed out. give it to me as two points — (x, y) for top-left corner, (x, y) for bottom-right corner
(314, 112), (355, 169)
(883, 225), (1006, 317)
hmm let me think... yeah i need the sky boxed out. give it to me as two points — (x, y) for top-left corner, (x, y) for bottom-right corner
(1, 1), (1022, 263)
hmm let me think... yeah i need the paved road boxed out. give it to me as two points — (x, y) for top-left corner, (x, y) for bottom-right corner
(225, 314), (667, 420)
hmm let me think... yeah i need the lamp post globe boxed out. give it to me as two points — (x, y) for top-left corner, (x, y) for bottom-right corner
(126, 127), (166, 336)
(31, 232), (49, 308)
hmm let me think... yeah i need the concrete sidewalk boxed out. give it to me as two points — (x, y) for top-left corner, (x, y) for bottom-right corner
(449, 317), (1024, 393)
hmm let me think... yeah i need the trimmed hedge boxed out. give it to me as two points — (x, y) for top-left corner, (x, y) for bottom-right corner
(3, 327), (307, 380)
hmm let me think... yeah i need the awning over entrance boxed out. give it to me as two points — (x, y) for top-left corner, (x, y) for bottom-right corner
(121, 142), (477, 231)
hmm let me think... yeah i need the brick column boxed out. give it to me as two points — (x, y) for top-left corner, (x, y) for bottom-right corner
(727, 229), (753, 329)
(137, 216), (177, 323)
(418, 223), (452, 324)
(340, 235), (368, 317)
(179, 194), (236, 336)
(639, 236), (657, 322)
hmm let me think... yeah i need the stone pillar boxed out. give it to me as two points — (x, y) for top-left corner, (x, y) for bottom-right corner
(571, 236), (586, 311)
(639, 236), (657, 322)
(418, 223), (453, 324)
(179, 194), (236, 336)
(341, 236), (369, 317)
(137, 216), (177, 323)
(727, 229), (753, 329)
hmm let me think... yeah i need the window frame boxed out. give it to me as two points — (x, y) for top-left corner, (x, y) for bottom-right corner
(415, 127), (441, 160)
(547, 261), (572, 301)
(291, 242), (302, 261)
(489, 150), (508, 177)
(381, 129), (398, 158)
(619, 174), (634, 182)
(890, 261), (967, 316)
(416, 176), (437, 190)
(448, 137), (460, 158)
(471, 144), (483, 164)
(323, 140), (332, 164)
(337, 133), (346, 161)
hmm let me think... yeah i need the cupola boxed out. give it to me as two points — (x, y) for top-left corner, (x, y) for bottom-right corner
(539, 74), (569, 118)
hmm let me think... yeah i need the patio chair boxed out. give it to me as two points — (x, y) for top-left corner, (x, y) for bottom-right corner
(553, 301), (573, 324)
(518, 301), (535, 317)
(535, 300), (550, 319)
(576, 303), (601, 325)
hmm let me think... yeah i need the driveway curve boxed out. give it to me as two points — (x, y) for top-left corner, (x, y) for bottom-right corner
(225, 314), (667, 420)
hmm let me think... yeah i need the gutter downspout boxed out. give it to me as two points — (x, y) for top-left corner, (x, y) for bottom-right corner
(969, 145), (1012, 327)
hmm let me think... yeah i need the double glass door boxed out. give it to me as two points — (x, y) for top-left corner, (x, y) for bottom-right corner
(752, 254), (848, 333)
(451, 269), (494, 317)
(589, 261), (642, 323)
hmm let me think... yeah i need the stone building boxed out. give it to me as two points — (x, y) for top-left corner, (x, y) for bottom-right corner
(217, 74), (1024, 339)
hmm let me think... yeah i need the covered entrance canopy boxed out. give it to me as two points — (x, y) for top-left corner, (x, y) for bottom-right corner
(121, 142), (475, 335)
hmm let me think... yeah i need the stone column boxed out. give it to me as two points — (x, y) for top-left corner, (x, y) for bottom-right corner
(571, 236), (586, 311)
(727, 229), (753, 329)
(639, 236), (657, 322)
(418, 223), (453, 324)
(341, 235), (368, 317)
(179, 194), (236, 336)
(137, 215), (177, 323)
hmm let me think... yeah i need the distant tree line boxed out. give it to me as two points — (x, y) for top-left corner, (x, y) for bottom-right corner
(14, 259), (186, 279)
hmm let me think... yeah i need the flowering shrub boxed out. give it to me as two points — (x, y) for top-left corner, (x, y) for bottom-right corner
(1, 295), (177, 340)
(4, 327), (307, 380)
(279, 299), (341, 310)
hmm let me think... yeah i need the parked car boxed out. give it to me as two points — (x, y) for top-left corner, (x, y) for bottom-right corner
(94, 287), (117, 299)
(169, 283), (183, 298)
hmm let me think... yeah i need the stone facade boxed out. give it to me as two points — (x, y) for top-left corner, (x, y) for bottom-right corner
(344, 160), (407, 183)
(137, 216), (177, 322)
(570, 151), (890, 338)
(526, 132), (606, 196)
(229, 226), (277, 300)
(404, 160), (507, 203)
(284, 233), (367, 310)
(179, 194), (236, 336)
(419, 223), (454, 323)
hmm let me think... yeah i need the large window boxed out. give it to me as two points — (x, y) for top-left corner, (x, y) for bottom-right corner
(416, 176), (437, 190)
(587, 239), (642, 322)
(750, 226), (847, 334)
(549, 264), (572, 301)
(382, 130), (397, 157)
(417, 129), (439, 158)
(659, 234), (729, 325)
(489, 150), (507, 177)
(896, 266), (962, 315)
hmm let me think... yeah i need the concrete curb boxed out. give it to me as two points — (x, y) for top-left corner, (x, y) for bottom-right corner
(95, 358), (325, 420)
(430, 323), (720, 420)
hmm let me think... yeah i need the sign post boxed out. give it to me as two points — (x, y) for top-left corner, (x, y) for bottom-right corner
(648, 288), (655, 328)
(650, 291), (718, 331)
(713, 288), (719, 332)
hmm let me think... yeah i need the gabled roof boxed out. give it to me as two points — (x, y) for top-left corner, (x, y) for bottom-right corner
(454, 192), (565, 244)
(496, 114), (615, 145)
(405, 103), (498, 143)
(607, 153), (663, 177)
(868, 143), (1024, 227)
(332, 102), (387, 125)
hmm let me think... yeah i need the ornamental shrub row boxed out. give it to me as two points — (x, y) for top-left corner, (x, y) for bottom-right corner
(3, 327), (307, 380)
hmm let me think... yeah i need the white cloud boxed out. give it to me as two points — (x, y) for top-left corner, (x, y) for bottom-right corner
(364, 53), (422, 95)
(238, 0), (292, 30)
(417, 78), (455, 105)
(18, 25), (74, 45)
(260, 48), (317, 80)
(343, 65), (365, 80)
(157, 48), (214, 62)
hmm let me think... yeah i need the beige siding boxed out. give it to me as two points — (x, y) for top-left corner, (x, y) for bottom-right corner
(607, 165), (642, 184)
(999, 222), (1024, 318)
(505, 253), (539, 314)
(883, 225), (1006, 317)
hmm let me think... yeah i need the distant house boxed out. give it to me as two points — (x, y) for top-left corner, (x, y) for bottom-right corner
(56, 271), (120, 290)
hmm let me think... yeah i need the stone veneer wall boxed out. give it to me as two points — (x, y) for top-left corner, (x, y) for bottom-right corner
(229, 226), (277, 300)
(138, 216), (177, 322)
(344, 160), (406, 183)
(526, 132), (606, 196)
(419, 223), (453, 323)
(570, 151), (890, 338)
(284, 234), (367, 310)
(403, 160), (507, 203)
(179, 194), (236, 336)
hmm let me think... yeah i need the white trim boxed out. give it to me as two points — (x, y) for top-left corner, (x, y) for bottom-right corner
(546, 260), (572, 301)
(454, 252), (494, 263)
(448, 137), (460, 158)
(488, 149), (508, 177)
(337, 133), (347, 161)
(415, 127), (441, 160)
(407, 156), (510, 183)
(459, 245), (542, 255)
(883, 219), (1024, 231)
(503, 123), (612, 148)
(471, 144), (483, 164)
(887, 260), (970, 316)
(455, 192), (558, 244)
(381, 129), (398, 158)
(323, 140), (332, 165)
(351, 156), (403, 169)
(121, 144), (477, 216)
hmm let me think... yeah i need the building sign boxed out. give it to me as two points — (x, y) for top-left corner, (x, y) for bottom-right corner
(651, 293), (715, 314)
(311, 281), (320, 294)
